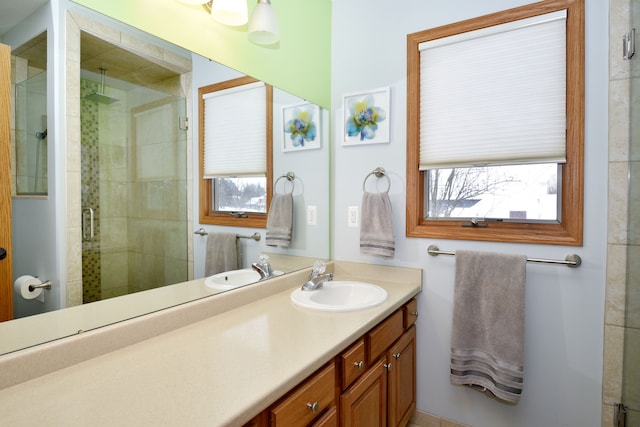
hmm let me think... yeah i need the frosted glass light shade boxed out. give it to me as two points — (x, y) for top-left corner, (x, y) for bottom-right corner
(211, 0), (248, 27)
(248, 0), (279, 45)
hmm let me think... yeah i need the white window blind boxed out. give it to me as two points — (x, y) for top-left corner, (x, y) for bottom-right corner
(203, 81), (266, 178)
(419, 10), (567, 170)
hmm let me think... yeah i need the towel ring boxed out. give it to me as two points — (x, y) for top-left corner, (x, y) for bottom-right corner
(274, 172), (296, 195)
(363, 167), (391, 193)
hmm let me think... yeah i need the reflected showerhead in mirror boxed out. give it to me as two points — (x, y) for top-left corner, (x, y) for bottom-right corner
(84, 67), (119, 104)
(85, 92), (119, 104)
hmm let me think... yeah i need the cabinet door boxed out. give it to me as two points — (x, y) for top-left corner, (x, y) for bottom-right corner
(387, 326), (416, 427)
(340, 358), (388, 427)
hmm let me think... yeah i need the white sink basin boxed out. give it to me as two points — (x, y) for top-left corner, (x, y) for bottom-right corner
(290, 281), (388, 312)
(205, 269), (261, 291)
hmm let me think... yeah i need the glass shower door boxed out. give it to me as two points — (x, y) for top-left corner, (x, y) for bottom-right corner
(80, 75), (188, 302)
(621, 0), (640, 424)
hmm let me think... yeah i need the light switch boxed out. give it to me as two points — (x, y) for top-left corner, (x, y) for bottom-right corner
(307, 205), (317, 225)
(348, 206), (359, 227)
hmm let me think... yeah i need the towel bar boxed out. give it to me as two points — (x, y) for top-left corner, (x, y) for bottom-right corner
(274, 172), (299, 194)
(363, 167), (391, 193)
(193, 228), (261, 241)
(427, 245), (582, 268)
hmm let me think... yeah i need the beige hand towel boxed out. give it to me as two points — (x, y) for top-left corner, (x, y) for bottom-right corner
(450, 250), (527, 404)
(360, 192), (395, 257)
(204, 233), (238, 276)
(266, 193), (293, 247)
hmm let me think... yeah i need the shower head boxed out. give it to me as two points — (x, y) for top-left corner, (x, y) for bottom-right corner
(85, 92), (119, 104)
(85, 67), (119, 104)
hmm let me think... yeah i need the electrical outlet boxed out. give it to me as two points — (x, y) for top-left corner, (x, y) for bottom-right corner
(307, 205), (317, 225)
(348, 206), (359, 227)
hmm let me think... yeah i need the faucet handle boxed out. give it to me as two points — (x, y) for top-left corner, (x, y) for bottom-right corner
(311, 260), (326, 275)
(257, 254), (272, 277)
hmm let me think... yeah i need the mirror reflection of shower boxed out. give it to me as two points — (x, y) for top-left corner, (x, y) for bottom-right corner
(14, 73), (48, 196)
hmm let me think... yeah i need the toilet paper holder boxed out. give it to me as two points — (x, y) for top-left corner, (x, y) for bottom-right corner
(28, 280), (51, 292)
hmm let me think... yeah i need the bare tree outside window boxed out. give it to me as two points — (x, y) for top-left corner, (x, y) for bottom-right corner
(213, 177), (266, 213)
(427, 164), (558, 221)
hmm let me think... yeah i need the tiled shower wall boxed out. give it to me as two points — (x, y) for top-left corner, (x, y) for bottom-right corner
(604, 0), (640, 425)
(80, 78), (102, 303)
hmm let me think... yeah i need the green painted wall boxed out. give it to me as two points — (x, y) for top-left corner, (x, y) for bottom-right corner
(71, 0), (332, 109)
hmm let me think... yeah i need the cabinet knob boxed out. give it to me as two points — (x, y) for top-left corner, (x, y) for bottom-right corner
(306, 401), (320, 414)
(384, 363), (392, 371)
(410, 311), (419, 318)
(392, 353), (401, 360)
(354, 361), (365, 370)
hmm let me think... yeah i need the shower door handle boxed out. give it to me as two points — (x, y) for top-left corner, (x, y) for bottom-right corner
(82, 208), (94, 241)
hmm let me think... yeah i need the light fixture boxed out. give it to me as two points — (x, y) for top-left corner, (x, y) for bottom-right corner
(176, 0), (280, 46)
(248, 0), (280, 46)
(210, 0), (248, 27)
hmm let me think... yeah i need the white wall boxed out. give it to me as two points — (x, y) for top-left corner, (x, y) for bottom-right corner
(4, 2), (61, 317)
(331, 1), (608, 426)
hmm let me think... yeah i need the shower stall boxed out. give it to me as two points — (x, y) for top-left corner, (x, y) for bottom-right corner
(79, 59), (189, 303)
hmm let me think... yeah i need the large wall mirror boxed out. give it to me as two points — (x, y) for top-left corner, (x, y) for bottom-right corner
(0, 1), (330, 355)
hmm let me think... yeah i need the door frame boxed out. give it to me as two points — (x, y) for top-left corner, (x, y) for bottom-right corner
(0, 42), (14, 321)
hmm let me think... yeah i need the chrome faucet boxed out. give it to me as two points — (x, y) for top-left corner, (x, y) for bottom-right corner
(251, 254), (272, 279)
(301, 260), (333, 291)
(301, 272), (333, 291)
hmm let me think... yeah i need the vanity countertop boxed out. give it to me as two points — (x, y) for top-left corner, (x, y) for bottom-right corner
(0, 261), (421, 426)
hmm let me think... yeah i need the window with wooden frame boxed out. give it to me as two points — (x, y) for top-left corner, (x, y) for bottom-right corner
(199, 76), (273, 228)
(406, 0), (584, 246)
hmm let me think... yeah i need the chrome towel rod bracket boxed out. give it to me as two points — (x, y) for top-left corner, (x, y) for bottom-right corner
(427, 244), (582, 268)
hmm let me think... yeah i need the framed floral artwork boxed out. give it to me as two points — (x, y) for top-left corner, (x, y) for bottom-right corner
(282, 102), (321, 152)
(342, 87), (390, 145)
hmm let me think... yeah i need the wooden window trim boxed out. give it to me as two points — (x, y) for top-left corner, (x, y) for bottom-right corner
(198, 76), (273, 228)
(406, 0), (584, 246)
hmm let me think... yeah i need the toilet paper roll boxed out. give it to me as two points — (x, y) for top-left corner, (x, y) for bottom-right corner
(14, 275), (44, 300)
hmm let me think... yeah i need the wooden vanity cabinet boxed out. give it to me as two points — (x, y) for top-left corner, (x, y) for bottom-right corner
(245, 298), (417, 427)
(340, 300), (417, 427)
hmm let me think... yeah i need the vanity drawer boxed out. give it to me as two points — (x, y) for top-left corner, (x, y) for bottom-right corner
(311, 406), (337, 427)
(403, 298), (418, 329)
(340, 338), (367, 388)
(270, 362), (336, 426)
(368, 309), (403, 362)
